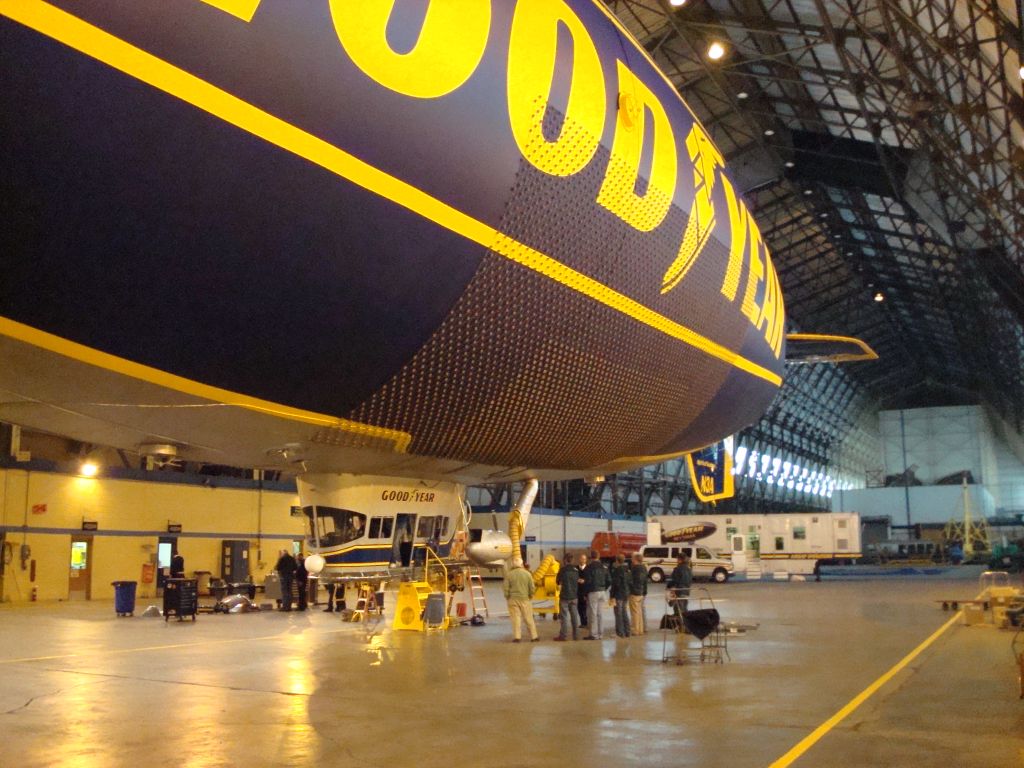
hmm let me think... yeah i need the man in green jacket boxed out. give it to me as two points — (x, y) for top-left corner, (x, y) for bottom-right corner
(504, 558), (539, 642)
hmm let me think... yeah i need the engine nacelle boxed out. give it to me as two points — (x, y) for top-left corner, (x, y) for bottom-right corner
(466, 530), (514, 567)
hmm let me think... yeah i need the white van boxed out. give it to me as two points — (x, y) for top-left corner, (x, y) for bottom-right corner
(639, 544), (734, 583)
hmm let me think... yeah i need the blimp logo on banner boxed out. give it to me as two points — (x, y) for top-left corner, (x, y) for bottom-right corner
(662, 522), (717, 543)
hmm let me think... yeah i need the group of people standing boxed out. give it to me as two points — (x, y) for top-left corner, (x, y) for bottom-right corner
(273, 549), (309, 611)
(504, 549), (694, 642)
(552, 551), (649, 641)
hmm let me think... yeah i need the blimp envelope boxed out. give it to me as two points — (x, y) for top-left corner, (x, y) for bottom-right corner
(0, 0), (785, 481)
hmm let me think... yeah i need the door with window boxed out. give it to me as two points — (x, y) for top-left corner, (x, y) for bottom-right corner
(156, 536), (178, 591)
(730, 533), (747, 572)
(69, 536), (93, 600)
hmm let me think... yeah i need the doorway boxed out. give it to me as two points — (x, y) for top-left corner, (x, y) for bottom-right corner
(392, 514), (416, 567)
(730, 533), (748, 573)
(68, 536), (93, 600)
(156, 536), (178, 591)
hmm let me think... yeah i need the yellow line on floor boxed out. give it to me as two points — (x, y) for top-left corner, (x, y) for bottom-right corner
(0, 624), (357, 665)
(768, 611), (962, 768)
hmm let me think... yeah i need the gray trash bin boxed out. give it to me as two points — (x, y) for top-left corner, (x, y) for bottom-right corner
(263, 571), (282, 601)
(424, 592), (446, 626)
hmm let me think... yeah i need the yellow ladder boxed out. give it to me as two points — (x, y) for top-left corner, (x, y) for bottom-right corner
(469, 569), (489, 618)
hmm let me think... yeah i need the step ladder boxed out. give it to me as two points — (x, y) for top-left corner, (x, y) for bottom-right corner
(350, 582), (377, 622)
(468, 569), (489, 618)
(351, 580), (384, 638)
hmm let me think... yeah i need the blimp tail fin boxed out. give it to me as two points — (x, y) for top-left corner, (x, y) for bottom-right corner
(686, 441), (735, 503)
(507, 479), (539, 563)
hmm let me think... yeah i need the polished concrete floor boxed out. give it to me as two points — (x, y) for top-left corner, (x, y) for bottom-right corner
(2, 575), (1022, 768)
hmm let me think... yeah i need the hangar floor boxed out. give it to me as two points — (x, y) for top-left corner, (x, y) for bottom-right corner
(1, 576), (1021, 768)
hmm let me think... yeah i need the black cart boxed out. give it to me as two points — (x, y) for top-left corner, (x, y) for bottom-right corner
(164, 578), (198, 621)
(661, 587), (728, 664)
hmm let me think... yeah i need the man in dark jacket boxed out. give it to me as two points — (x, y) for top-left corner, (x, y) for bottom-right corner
(628, 553), (648, 636)
(170, 553), (185, 579)
(555, 552), (580, 641)
(583, 550), (610, 639)
(609, 553), (631, 638)
(668, 552), (692, 622)
(275, 549), (298, 611)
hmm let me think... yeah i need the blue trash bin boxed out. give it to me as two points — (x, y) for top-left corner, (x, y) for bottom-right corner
(112, 580), (137, 616)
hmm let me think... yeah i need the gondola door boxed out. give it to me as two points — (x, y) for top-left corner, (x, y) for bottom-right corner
(392, 514), (416, 567)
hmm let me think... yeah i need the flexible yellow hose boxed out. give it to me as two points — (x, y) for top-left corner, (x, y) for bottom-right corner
(509, 506), (524, 562)
(532, 553), (559, 586)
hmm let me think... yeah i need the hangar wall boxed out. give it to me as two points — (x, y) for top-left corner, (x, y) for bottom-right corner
(877, 405), (1024, 513)
(834, 483), (995, 526)
(833, 405), (1024, 524)
(0, 469), (301, 603)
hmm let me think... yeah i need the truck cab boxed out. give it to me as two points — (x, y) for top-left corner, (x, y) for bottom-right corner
(639, 544), (734, 583)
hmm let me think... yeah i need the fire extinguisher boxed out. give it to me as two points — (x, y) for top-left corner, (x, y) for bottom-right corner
(31, 585), (38, 602)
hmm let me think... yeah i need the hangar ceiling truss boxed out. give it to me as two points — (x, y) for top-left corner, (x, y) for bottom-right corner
(606, 0), (1024, 451)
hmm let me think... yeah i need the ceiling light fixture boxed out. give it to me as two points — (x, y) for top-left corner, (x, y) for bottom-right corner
(1019, 64), (1024, 80)
(784, 161), (795, 168)
(670, 0), (688, 6)
(80, 461), (99, 478)
(737, 91), (749, 99)
(803, 189), (813, 195)
(763, 128), (775, 136)
(873, 291), (885, 302)
(707, 41), (726, 60)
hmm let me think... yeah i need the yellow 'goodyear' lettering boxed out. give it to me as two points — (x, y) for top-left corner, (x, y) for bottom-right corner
(381, 490), (436, 502)
(595, 61), (678, 231)
(661, 124), (723, 292)
(5, 0), (785, 379)
(507, 0), (605, 176)
(329, 0), (491, 99)
(199, 0), (782, 361)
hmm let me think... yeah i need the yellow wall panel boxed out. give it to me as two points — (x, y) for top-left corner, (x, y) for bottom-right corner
(0, 469), (301, 602)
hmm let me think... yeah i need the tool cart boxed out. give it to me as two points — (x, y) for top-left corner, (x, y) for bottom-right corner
(164, 578), (198, 621)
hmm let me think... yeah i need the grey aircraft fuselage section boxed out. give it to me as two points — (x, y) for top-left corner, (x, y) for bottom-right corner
(0, 0), (785, 482)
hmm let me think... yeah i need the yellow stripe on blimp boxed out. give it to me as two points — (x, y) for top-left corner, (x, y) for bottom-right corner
(0, 0), (782, 388)
(0, 317), (412, 452)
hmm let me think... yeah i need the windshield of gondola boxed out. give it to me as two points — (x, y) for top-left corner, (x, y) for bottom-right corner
(305, 506), (367, 547)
